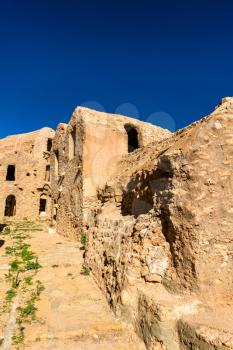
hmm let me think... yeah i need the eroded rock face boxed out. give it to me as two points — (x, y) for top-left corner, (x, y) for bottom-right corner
(84, 98), (233, 349)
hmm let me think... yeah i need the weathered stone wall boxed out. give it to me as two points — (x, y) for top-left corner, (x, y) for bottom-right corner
(51, 117), (84, 240)
(84, 98), (233, 349)
(80, 107), (171, 201)
(51, 107), (171, 240)
(0, 127), (54, 221)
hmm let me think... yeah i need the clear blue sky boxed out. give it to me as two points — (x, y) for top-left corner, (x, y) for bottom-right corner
(0, 0), (233, 138)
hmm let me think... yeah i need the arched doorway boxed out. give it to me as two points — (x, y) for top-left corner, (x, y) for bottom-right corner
(124, 124), (139, 153)
(5, 195), (16, 217)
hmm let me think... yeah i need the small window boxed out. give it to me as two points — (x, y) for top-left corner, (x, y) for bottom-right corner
(39, 198), (47, 214)
(47, 138), (53, 152)
(45, 165), (50, 182)
(6, 165), (15, 181)
(124, 124), (139, 153)
(5, 195), (16, 217)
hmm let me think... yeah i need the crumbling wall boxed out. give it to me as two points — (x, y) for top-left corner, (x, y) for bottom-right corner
(80, 107), (171, 230)
(51, 117), (84, 240)
(0, 127), (54, 221)
(51, 107), (171, 240)
(85, 99), (233, 349)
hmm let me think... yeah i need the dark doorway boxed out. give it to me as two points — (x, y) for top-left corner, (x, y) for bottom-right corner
(124, 124), (139, 153)
(6, 165), (15, 181)
(5, 195), (16, 216)
(47, 138), (53, 152)
(39, 198), (47, 214)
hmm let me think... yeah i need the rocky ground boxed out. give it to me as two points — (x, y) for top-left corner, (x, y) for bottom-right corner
(0, 221), (145, 350)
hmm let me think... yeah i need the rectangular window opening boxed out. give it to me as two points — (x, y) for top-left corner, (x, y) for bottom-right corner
(6, 165), (15, 181)
(47, 138), (53, 152)
(39, 198), (47, 213)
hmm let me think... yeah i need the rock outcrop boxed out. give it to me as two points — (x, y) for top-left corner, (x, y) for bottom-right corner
(84, 98), (233, 349)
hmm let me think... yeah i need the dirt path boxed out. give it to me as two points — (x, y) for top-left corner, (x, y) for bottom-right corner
(0, 224), (145, 350)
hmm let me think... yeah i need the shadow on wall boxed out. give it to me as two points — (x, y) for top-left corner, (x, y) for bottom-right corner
(121, 152), (199, 291)
(121, 157), (173, 218)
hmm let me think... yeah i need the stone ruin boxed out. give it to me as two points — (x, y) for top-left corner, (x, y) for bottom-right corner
(1, 97), (233, 349)
(0, 128), (54, 221)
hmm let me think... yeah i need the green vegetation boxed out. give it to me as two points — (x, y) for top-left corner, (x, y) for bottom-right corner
(1, 223), (45, 346)
(24, 276), (33, 285)
(12, 334), (24, 345)
(25, 260), (41, 271)
(81, 233), (88, 247)
(6, 289), (17, 303)
(80, 265), (91, 276)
